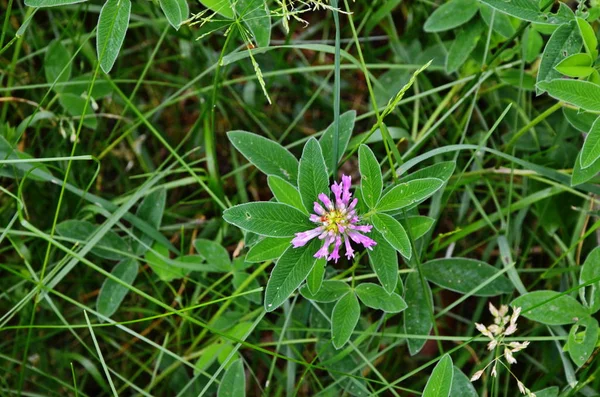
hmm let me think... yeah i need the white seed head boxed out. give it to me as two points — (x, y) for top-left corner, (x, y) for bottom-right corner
(517, 381), (526, 394)
(470, 369), (484, 382)
(510, 306), (522, 324)
(491, 363), (497, 377)
(504, 347), (517, 364)
(489, 302), (499, 317)
(487, 339), (498, 351)
(505, 323), (518, 336)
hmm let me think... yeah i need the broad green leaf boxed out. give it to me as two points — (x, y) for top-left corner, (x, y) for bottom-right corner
(196, 343), (226, 372)
(264, 239), (320, 311)
(580, 116), (600, 169)
(446, 21), (484, 73)
(580, 246), (600, 313)
(372, 213), (411, 259)
(563, 108), (598, 133)
(567, 317), (599, 367)
(577, 17), (599, 59)
(571, 151), (600, 186)
(218, 359), (245, 397)
(319, 110), (356, 171)
(194, 239), (231, 272)
(512, 291), (589, 325)
(524, 27), (544, 63)
(537, 79), (600, 112)
(232, 272), (261, 304)
(25, 0), (86, 6)
(300, 280), (350, 303)
(199, 0), (234, 19)
(479, 3), (515, 38)
(331, 292), (360, 349)
(160, 0), (189, 30)
(532, 387), (559, 397)
(358, 145), (383, 209)
(376, 178), (444, 212)
(228, 130), (299, 183)
(498, 69), (536, 91)
(267, 175), (305, 212)
(96, 259), (138, 320)
(145, 243), (188, 281)
(421, 258), (513, 296)
(423, 0), (478, 32)
(450, 367), (478, 397)
(0, 136), (52, 181)
(555, 53), (594, 78)
(58, 93), (97, 130)
(367, 230), (398, 293)
(398, 161), (456, 184)
(307, 258), (326, 295)
(355, 283), (407, 313)
(236, 0), (270, 47)
(56, 220), (129, 260)
(97, 0), (131, 74)
(404, 216), (435, 240)
(223, 202), (312, 237)
(404, 271), (433, 355)
(245, 237), (291, 262)
(423, 355), (453, 397)
(233, 256), (253, 271)
(45, 40), (72, 92)
(132, 188), (166, 255)
(298, 138), (329, 213)
(479, 0), (571, 25)
(536, 22), (583, 93)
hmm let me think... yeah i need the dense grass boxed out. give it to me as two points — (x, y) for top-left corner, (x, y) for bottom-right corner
(1, 0), (600, 396)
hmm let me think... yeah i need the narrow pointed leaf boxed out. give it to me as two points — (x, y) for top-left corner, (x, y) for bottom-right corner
(160, 0), (189, 30)
(536, 22), (582, 93)
(358, 145), (383, 209)
(580, 116), (600, 169)
(217, 359), (246, 397)
(96, 259), (138, 320)
(319, 110), (356, 171)
(306, 258), (326, 295)
(298, 138), (329, 213)
(97, 0), (131, 74)
(404, 271), (433, 355)
(367, 229), (398, 293)
(423, 354), (453, 397)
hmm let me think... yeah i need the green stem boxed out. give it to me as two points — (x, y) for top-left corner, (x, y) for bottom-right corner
(331, 0), (341, 178)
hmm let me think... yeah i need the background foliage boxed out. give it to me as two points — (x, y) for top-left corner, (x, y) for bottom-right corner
(1, 0), (600, 395)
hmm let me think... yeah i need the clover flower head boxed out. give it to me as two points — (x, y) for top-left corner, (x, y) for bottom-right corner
(291, 175), (376, 262)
